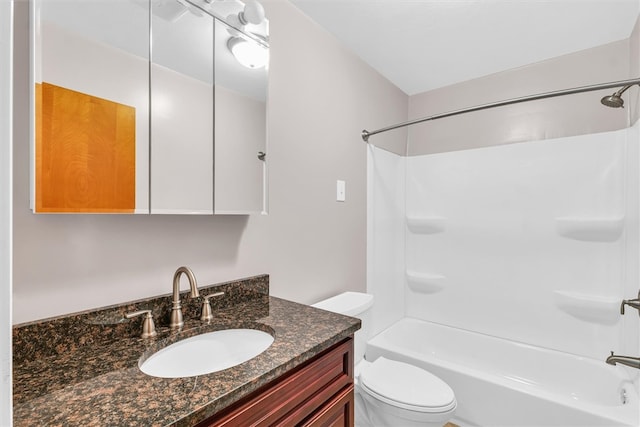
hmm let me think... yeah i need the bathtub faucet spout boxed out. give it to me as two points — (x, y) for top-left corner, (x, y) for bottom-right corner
(606, 352), (640, 370)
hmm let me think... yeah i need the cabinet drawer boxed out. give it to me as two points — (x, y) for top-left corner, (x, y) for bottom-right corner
(204, 338), (353, 427)
(301, 386), (354, 427)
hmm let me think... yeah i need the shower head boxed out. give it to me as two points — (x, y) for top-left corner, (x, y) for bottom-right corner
(600, 84), (637, 108)
(600, 94), (625, 108)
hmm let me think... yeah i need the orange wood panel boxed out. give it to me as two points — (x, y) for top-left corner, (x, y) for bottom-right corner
(35, 82), (136, 213)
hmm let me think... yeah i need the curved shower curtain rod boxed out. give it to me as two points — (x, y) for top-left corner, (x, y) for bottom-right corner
(361, 77), (640, 142)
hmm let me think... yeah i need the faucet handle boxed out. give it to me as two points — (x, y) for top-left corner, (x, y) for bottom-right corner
(125, 310), (158, 338)
(620, 291), (640, 316)
(200, 292), (225, 322)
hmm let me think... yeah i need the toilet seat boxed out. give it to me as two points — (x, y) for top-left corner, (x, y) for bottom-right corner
(359, 357), (456, 414)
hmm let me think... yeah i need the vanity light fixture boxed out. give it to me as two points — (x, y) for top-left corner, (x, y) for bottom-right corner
(228, 37), (268, 69)
(239, 0), (265, 25)
(226, 0), (266, 28)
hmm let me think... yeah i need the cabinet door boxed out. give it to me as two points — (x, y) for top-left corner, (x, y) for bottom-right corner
(150, 4), (214, 214)
(32, 0), (269, 215)
(32, 0), (150, 213)
(201, 338), (353, 427)
(213, 20), (268, 214)
(301, 386), (354, 427)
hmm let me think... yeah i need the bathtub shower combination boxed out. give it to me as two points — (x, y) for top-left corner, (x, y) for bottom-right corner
(366, 82), (640, 426)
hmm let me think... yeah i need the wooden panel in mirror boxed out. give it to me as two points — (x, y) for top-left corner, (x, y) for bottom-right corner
(31, 0), (150, 213)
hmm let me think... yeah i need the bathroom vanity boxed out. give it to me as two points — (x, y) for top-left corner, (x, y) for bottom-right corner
(12, 275), (359, 426)
(203, 339), (354, 426)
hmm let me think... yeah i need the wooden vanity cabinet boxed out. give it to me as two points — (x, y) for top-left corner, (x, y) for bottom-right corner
(199, 337), (354, 427)
(299, 386), (354, 427)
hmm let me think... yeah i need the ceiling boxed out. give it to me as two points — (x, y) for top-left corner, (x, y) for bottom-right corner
(289, 0), (640, 95)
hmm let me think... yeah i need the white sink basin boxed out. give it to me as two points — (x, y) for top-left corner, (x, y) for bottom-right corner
(140, 328), (274, 378)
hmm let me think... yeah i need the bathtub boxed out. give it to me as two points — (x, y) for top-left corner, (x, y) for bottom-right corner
(365, 318), (639, 427)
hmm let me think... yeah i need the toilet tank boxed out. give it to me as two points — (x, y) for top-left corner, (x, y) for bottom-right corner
(312, 292), (373, 363)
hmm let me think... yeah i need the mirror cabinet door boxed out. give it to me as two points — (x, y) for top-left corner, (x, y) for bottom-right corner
(32, 0), (150, 213)
(214, 20), (268, 214)
(150, 2), (214, 215)
(32, 0), (268, 215)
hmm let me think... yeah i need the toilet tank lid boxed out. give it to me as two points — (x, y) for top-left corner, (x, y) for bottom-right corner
(311, 292), (374, 316)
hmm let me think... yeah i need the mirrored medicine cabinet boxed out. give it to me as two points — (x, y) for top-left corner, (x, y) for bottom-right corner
(30, 0), (268, 215)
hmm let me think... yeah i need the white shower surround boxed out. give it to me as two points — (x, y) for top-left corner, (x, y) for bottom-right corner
(367, 121), (640, 426)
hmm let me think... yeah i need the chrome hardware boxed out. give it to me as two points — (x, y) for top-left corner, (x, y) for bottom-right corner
(606, 351), (640, 370)
(257, 151), (266, 161)
(200, 292), (225, 322)
(361, 78), (640, 143)
(125, 310), (157, 338)
(169, 266), (200, 329)
(620, 291), (640, 316)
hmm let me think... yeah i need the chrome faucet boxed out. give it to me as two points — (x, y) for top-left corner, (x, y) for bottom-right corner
(169, 266), (200, 329)
(606, 352), (640, 370)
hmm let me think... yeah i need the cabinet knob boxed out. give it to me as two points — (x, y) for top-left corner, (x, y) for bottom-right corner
(257, 151), (266, 161)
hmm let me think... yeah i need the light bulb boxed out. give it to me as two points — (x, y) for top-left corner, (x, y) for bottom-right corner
(228, 37), (268, 69)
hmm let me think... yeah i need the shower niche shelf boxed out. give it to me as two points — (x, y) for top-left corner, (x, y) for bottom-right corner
(553, 290), (620, 325)
(406, 271), (446, 294)
(406, 216), (446, 234)
(555, 216), (624, 242)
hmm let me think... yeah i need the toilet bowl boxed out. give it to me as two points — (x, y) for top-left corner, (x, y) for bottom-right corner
(357, 357), (456, 426)
(312, 292), (456, 427)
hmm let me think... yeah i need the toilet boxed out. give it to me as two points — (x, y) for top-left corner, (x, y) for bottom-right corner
(313, 292), (456, 427)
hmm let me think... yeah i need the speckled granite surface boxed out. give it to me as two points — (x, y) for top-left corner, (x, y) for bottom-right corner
(13, 275), (360, 426)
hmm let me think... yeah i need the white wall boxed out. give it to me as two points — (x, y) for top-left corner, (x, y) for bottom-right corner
(366, 145), (405, 338)
(262, 0), (407, 306)
(404, 125), (638, 360)
(150, 63), (214, 214)
(215, 85), (266, 214)
(630, 12), (640, 124)
(1, 1), (13, 423)
(407, 39), (632, 156)
(623, 121), (640, 364)
(12, 0), (407, 324)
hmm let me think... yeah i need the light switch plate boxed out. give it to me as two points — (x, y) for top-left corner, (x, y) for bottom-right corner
(336, 180), (346, 202)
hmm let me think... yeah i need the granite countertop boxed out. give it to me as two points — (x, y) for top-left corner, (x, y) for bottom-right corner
(12, 276), (360, 426)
